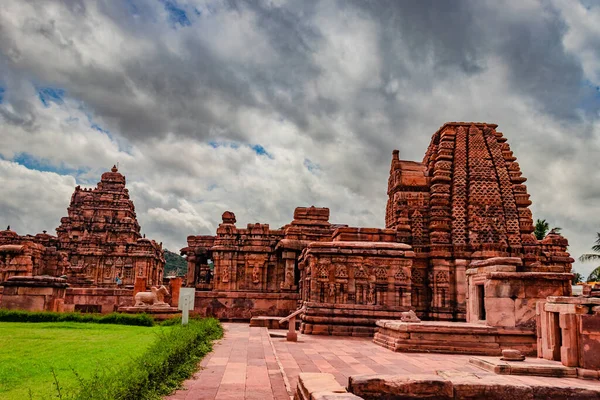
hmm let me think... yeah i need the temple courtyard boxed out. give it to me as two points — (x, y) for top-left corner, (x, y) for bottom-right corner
(166, 323), (600, 400)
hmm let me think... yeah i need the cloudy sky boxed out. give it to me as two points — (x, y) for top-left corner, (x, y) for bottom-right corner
(1, 0), (599, 277)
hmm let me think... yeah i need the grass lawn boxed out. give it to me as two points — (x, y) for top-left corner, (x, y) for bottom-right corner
(0, 321), (172, 400)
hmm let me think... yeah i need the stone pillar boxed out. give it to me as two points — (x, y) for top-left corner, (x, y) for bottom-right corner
(454, 259), (468, 319)
(387, 275), (395, 307)
(186, 255), (196, 286)
(281, 251), (296, 290)
(169, 277), (183, 308)
(559, 313), (579, 367)
(134, 276), (146, 296)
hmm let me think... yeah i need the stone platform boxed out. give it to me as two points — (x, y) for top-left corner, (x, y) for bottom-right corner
(470, 356), (578, 378)
(301, 302), (413, 337)
(117, 306), (181, 320)
(373, 319), (537, 356)
(192, 291), (300, 320)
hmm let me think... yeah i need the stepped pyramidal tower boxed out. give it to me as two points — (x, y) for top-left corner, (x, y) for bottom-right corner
(0, 166), (165, 288)
(385, 122), (572, 320)
(56, 165), (165, 286)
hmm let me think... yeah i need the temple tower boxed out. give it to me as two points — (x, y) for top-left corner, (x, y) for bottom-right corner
(386, 122), (570, 320)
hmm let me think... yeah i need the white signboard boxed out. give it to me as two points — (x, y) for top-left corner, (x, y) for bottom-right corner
(178, 288), (195, 325)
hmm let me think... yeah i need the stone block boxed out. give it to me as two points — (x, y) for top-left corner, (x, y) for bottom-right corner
(295, 373), (348, 400)
(581, 314), (600, 334)
(577, 368), (600, 380)
(485, 297), (516, 327)
(530, 384), (600, 400)
(580, 334), (600, 370)
(514, 298), (537, 328)
(348, 374), (453, 399)
(525, 284), (564, 300)
(485, 279), (525, 299)
(452, 377), (533, 400)
(545, 303), (589, 314)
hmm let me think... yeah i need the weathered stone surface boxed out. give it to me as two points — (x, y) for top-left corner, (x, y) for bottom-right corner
(295, 372), (355, 400)
(349, 374), (453, 399)
(374, 320), (537, 356)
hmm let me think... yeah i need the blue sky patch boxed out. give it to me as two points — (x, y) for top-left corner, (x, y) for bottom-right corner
(38, 87), (65, 107)
(9, 152), (89, 176)
(91, 123), (110, 135)
(304, 158), (321, 173)
(0, 87), (5, 104)
(208, 141), (241, 150)
(162, 0), (191, 27)
(250, 144), (273, 158)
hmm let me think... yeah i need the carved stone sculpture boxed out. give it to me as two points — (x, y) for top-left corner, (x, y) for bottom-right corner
(134, 285), (170, 307)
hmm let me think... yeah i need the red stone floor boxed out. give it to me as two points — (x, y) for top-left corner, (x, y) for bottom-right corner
(166, 323), (600, 399)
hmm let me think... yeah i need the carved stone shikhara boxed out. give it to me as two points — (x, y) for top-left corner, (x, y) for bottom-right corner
(0, 166), (165, 289)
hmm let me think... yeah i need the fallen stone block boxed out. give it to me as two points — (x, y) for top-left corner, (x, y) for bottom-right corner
(348, 374), (453, 399)
(295, 372), (359, 400)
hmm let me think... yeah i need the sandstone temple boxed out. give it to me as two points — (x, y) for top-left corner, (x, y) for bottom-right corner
(4, 122), (600, 394)
(0, 166), (165, 312)
(182, 122), (574, 337)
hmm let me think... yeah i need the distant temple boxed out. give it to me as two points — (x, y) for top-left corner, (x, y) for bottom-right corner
(183, 123), (573, 335)
(0, 166), (165, 288)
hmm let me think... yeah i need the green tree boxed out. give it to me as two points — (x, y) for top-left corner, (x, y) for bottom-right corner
(579, 232), (600, 282)
(571, 271), (584, 285)
(164, 249), (188, 277)
(533, 219), (562, 240)
(534, 219), (549, 240)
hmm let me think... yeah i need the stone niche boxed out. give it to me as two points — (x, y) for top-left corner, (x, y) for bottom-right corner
(298, 234), (414, 336)
(537, 296), (600, 372)
(1, 276), (68, 312)
(466, 257), (572, 328)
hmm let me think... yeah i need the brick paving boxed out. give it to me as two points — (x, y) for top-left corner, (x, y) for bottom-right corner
(167, 323), (600, 400)
(165, 323), (289, 400)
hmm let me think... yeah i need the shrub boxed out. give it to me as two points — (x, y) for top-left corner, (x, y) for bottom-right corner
(0, 309), (154, 327)
(72, 318), (223, 399)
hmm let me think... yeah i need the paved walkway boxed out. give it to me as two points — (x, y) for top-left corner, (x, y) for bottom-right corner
(167, 323), (600, 400)
(165, 324), (288, 400)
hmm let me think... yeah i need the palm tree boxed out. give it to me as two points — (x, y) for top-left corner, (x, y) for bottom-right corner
(534, 219), (562, 241)
(579, 232), (600, 282)
(534, 219), (549, 240)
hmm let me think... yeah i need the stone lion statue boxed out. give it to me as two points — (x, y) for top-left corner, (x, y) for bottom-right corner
(134, 285), (170, 307)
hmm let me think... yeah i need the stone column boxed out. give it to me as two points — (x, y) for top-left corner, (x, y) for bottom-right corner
(169, 277), (183, 308)
(454, 259), (467, 319)
(559, 313), (579, 367)
(134, 276), (146, 296)
(281, 251), (296, 290)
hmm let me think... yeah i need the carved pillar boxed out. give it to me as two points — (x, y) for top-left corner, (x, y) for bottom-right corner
(454, 259), (467, 320)
(281, 251), (296, 290)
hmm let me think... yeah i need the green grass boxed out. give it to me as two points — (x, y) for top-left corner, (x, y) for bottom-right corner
(0, 322), (171, 400)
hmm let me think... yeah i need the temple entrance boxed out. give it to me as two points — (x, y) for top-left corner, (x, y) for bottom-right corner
(477, 285), (486, 321)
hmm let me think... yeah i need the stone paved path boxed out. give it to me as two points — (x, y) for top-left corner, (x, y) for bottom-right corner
(167, 323), (600, 399)
(165, 323), (289, 400)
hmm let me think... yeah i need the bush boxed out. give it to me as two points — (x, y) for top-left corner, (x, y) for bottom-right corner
(0, 309), (154, 327)
(72, 318), (223, 400)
